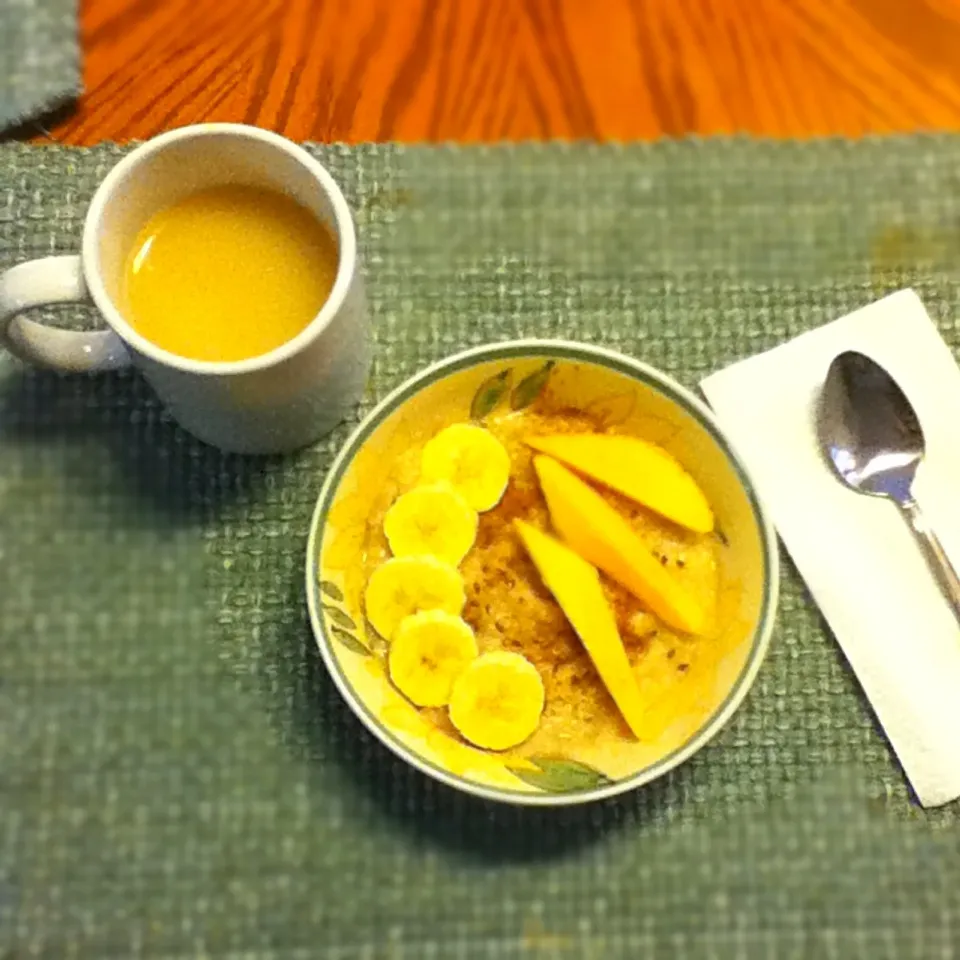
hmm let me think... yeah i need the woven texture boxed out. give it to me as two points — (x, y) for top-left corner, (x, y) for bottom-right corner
(2, 139), (960, 959)
(0, 0), (79, 133)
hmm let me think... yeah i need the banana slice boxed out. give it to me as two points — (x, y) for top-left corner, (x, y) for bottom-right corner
(420, 423), (511, 512)
(364, 556), (466, 641)
(449, 651), (545, 751)
(388, 610), (479, 707)
(383, 482), (478, 566)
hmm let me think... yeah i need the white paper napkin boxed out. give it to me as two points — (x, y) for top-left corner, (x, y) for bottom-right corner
(701, 289), (960, 807)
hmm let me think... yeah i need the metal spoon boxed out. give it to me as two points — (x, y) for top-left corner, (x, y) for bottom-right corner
(818, 350), (960, 619)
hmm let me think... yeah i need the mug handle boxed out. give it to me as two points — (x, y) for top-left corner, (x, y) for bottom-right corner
(0, 256), (131, 373)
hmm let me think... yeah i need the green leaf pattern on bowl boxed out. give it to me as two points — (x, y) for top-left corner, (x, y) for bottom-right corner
(318, 583), (371, 656)
(510, 360), (555, 410)
(330, 625), (371, 657)
(319, 579), (345, 602)
(506, 756), (614, 793)
(322, 604), (357, 630)
(470, 369), (512, 420)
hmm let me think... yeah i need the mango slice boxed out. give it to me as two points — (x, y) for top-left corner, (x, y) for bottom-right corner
(514, 520), (646, 740)
(526, 433), (714, 533)
(533, 456), (707, 635)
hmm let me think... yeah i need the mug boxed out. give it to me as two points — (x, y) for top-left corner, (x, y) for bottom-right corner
(0, 123), (371, 454)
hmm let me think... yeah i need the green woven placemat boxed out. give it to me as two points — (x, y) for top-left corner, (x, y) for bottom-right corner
(0, 0), (80, 132)
(2, 139), (960, 959)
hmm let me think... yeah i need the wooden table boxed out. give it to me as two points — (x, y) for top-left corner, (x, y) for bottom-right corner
(51, 0), (960, 144)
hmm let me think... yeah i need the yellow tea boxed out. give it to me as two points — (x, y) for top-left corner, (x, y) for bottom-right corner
(122, 184), (338, 362)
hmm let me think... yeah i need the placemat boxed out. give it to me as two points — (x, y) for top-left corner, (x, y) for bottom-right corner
(2, 138), (960, 959)
(0, 0), (80, 133)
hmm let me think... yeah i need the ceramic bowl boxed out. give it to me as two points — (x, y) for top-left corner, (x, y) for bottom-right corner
(305, 341), (778, 806)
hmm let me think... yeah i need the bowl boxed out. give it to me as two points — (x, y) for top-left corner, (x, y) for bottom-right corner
(305, 341), (778, 806)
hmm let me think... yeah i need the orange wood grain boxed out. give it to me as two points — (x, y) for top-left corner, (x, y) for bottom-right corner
(44, 0), (960, 144)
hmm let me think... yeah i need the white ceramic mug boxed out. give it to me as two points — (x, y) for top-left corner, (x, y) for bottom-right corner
(0, 123), (371, 454)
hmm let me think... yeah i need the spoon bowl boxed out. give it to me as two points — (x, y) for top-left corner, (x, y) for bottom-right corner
(818, 351), (924, 502)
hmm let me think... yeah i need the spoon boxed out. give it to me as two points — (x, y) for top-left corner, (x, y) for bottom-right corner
(818, 350), (960, 620)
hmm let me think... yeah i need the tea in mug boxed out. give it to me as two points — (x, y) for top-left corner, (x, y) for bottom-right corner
(122, 184), (339, 363)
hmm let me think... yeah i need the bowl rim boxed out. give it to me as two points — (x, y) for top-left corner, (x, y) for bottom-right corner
(305, 339), (780, 807)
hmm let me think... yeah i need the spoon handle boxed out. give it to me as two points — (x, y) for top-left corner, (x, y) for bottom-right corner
(900, 499), (960, 620)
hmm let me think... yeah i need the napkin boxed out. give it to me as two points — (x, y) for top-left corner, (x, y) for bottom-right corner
(701, 289), (960, 808)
